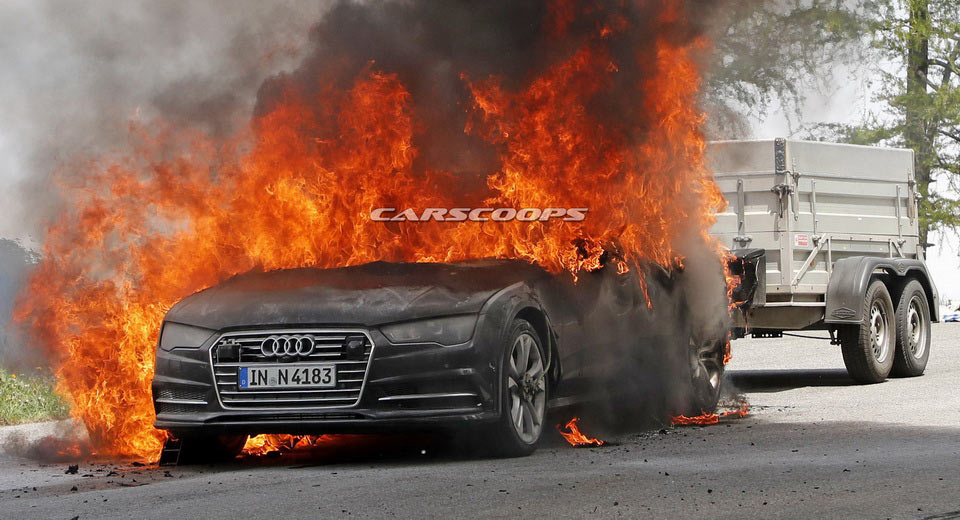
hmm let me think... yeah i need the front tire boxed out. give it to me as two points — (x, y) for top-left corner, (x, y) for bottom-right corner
(484, 319), (547, 458)
(891, 280), (931, 377)
(839, 280), (895, 383)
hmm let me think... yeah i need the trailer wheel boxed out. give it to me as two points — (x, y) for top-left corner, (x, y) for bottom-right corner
(839, 280), (895, 383)
(891, 280), (931, 377)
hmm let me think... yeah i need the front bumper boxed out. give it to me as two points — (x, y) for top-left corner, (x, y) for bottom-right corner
(152, 316), (504, 436)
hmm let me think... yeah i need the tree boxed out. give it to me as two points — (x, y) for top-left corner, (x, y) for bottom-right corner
(702, 0), (863, 137)
(817, 0), (960, 244)
(898, 0), (960, 243)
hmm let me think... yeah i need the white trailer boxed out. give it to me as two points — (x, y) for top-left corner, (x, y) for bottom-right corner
(708, 139), (939, 383)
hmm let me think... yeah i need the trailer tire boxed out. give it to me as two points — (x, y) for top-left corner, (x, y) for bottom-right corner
(839, 280), (895, 384)
(891, 280), (931, 377)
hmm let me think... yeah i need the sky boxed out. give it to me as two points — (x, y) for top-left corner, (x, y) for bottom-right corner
(0, 0), (957, 306)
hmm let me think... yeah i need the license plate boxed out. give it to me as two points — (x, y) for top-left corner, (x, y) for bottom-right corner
(238, 364), (337, 390)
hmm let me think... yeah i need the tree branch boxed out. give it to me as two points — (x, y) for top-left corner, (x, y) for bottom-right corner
(917, 70), (942, 92)
(938, 128), (960, 143)
(928, 58), (959, 76)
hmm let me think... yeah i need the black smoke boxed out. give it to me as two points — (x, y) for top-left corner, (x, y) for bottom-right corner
(254, 0), (725, 187)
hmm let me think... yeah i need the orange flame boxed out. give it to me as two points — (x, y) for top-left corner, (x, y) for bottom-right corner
(557, 417), (605, 447)
(13, 3), (726, 461)
(240, 434), (342, 456)
(719, 249), (741, 365)
(670, 404), (750, 426)
(722, 339), (733, 365)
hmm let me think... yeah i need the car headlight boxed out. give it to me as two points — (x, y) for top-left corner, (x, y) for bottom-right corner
(380, 314), (478, 346)
(158, 322), (216, 351)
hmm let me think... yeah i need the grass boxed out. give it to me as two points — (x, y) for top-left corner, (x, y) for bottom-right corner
(0, 367), (70, 425)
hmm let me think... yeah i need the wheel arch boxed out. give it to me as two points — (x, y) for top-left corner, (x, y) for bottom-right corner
(478, 282), (562, 410)
(825, 257), (940, 325)
(513, 306), (560, 392)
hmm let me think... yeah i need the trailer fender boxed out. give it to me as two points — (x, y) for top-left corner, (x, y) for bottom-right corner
(825, 256), (940, 324)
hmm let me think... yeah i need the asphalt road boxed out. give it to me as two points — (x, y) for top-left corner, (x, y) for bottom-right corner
(1, 324), (958, 519)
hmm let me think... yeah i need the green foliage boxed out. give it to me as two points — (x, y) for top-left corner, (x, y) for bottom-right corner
(0, 367), (69, 425)
(704, 0), (864, 136)
(811, 0), (960, 240)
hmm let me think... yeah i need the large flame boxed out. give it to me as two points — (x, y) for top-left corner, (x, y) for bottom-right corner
(14, 2), (726, 460)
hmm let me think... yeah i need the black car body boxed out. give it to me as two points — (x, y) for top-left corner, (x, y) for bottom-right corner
(152, 258), (727, 455)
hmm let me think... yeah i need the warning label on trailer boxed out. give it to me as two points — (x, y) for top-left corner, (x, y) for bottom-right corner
(794, 234), (810, 247)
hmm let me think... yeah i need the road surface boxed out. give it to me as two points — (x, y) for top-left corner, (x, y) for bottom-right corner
(1, 324), (958, 519)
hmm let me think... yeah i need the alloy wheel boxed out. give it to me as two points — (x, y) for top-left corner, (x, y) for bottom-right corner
(506, 332), (546, 444)
(690, 336), (723, 396)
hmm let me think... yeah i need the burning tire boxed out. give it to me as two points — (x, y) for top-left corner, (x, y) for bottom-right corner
(685, 333), (725, 415)
(483, 319), (547, 457)
(839, 280), (895, 383)
(891, 280), (931, 377)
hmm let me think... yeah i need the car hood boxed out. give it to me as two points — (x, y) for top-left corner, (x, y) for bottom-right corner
(164, 259), (550, 330)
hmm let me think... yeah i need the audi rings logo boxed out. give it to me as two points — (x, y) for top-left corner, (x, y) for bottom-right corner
(260, 335), (316, 357)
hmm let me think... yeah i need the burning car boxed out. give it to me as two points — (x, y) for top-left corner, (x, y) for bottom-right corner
(152, 258), (729, 459)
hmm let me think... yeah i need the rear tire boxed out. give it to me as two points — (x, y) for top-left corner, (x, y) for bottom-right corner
(483, 319), (547, 458)
(839, 280), (895, 384)
(891, 280), (931, 377)
(684, 333), (725, 415)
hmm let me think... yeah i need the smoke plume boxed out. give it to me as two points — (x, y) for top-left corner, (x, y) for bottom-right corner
(0, 0), (330, 241)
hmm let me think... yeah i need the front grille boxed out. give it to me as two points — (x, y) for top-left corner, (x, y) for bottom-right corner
(157, 402), (203, 414)
(157, 388), (207, 402)
(210, 329), (374, 410)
